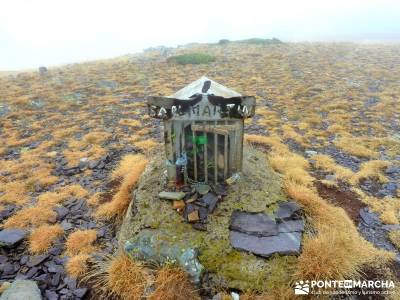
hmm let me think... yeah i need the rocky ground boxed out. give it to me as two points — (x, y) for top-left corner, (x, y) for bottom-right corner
(1, 42), (400, 299)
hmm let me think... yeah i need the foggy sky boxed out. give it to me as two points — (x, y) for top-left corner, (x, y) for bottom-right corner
(1, 0), (399, 70)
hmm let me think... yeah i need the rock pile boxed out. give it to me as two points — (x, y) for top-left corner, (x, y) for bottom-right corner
(229, 201), (304, 257)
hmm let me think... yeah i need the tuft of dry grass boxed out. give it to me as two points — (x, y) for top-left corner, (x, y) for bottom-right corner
(351, 160), (391, 185)
(95, 154), (148, 219)
(388, 231), (400, 250)
(148, 265), (200, 300)
(269, 152), (314, 187)
(285, 181), (393, 280)
(106, 253), (150, 300)
(334, 136), (378, 158)
(0, 181), (29, 205)
(29, 224), (64, 254)
(134, 139), (159, 153)
(0, 282), (11, 294)
(66, 254), (91, 278)
(313, 154), (354, 181)
(65, 229), (97, 256)
(3, 206), (57, 229)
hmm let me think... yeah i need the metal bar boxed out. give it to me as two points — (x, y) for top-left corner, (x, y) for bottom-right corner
(192, 123), (197, 181)
(204, 122), (208, 183)
(182, 122), (187, 185)
(214, 121), (218, 185)
(224, 133), (228, 180)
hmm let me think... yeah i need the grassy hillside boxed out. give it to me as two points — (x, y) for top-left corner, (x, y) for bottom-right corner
(0, 42), (399, 298)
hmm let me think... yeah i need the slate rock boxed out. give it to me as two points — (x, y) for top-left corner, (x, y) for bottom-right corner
(201, 193), (219, 213)
(386, 165), (400, 175)
(51, 272), (61, 286)
(0, 229), (27, 247)
(54, 206), (69, 221)
(25, 267), (39, 278)
(124, 229), (204, 283)
(45, 290), (59, 300)
(278, 220), (305, 233)
(0, 206), (15, 221)
(0, 255), (8, 264)
(359, 208), (381, 227)
(73, 288), (88, 298)
(20, 255), (29, 265)
(1, 262), (15, 275)
(382, 224), (400, 232)
(27, 254), (49, 267)
(230, 211), (278, 237)
(230, 230), (302, 257)
(275, 201), (301, 221)
(0, 280), (41, 300)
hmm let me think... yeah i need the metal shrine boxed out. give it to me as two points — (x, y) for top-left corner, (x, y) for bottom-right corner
(147, 76), (255, 185)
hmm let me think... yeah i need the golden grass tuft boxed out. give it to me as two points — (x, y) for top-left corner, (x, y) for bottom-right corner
(0, 181), (29, 205)
(245, 134), (289, 154)
(66, 254), (91, 278)
(269, 153), (314, 187)
(388, 231), (400, 250)
(65, 229), (97, 256)
(148, 265), (200, 300)
(134, 139), (159, 153)
(106, 253), (150, 300)
(334, 136), (378, 158)
(351, 160), (391, 185)
(313, 154), (354, 181)
(0, 282), (11, 294)
(3, 206), (57, 229)
(285, 181), (393, 280)
(29, 224), (64, 254)
(361, 194), (400, 224)
(95, 154), (148, 219)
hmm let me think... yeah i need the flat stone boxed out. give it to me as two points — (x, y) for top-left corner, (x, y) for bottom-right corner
(275, 201), (301, 221)
(386, 165), (400, 175)
(2, 262), (15, 275)
(230, 230), (302, 257)
(73, 288), (88, 298)
(278, 220), (305, 233)
(0, 229), (27, 247)
(51, 272), (61, 286)
(27, 254), (49, 267)
(382, 224), (400, 231)
(359, 208), (381, 227)
(124, 229), (204, 283)
(158, 191), (186, 200)
(45, 290), (59, 300)
(305, 150), (318, 157)
(0, 280), (41, 300)
(201, 193), (219, 213)
(54, 206), (69, 220)
(230, 211), (278, 237)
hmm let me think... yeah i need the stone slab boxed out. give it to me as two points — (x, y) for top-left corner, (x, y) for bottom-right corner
(230, 230), (302, 257)
(278, 220), (305, 233)
(275, 201), (301, 221)
(230, 211), (278, 237)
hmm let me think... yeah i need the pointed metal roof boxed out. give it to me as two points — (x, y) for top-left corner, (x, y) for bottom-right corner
(169, 76), (242, 100)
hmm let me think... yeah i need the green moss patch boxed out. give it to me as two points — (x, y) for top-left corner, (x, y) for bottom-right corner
(167, 53), (216, 65)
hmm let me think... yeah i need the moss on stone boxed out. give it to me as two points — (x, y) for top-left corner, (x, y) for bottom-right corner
(119, 146), (296, 292)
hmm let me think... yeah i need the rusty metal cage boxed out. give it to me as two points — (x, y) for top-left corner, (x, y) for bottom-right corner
(147, 76), (255, 185)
